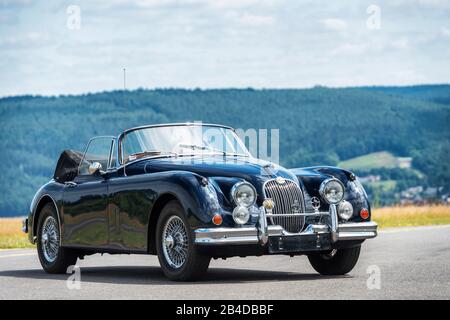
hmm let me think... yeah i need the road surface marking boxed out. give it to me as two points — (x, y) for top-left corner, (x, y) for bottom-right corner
(380, 224), (450, 234)
(0, 252), (36, 259)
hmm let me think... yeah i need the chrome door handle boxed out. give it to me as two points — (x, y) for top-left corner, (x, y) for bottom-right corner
(64, 181), (77, 187)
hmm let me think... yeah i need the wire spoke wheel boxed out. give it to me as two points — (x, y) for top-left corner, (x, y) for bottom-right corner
(41, 216), (60, 263)
(162, 216), (189, 269)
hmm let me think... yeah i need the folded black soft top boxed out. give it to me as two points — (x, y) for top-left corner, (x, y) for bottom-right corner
(53, 150), (84, 183)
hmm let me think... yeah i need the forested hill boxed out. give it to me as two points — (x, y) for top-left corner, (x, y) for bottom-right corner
(1, 85), (449, 215)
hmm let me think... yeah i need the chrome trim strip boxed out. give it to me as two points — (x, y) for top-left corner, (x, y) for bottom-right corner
(337, 231), (377, 240)
(258, 206), (268, 244)
(107, 138), (117, 169)
(330, 204), (339, 242)
(265, 212), (328, 217)
(267, 224), (329, 236)
(195, 227), (259, 245)
(194, 220), (378, 245)
(338, 221), (378, 233)
(122, 122), (235, 135)
(196, 236), (258, 245)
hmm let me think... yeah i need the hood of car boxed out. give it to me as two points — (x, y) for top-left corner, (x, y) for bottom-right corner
(134, 155), (297, 180)
(125, 155), (299, 201)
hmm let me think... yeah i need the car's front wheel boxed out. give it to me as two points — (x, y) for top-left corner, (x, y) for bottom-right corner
(36, 203), (78, 274)
(156, 200), (210, 281)
(307, 246), (361, 275)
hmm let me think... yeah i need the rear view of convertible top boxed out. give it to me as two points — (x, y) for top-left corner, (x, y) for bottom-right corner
(53, 150), (84, 183)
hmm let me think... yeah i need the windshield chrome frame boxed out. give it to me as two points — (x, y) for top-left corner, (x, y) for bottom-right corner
(117, 123), (250, 165)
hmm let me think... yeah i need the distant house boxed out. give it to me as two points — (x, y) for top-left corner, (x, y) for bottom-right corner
(441, 195), (450, 205)
(401, 186), (423, 200)
(423, 186), (443, 198)
(396, 157), (412, 168)
(359, 175), (381, 184)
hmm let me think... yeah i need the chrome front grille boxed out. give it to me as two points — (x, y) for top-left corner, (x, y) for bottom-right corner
(263, 179), (306, 233)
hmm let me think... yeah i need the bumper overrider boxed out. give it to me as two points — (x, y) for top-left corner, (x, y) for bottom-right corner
(194, 204), (378, 248)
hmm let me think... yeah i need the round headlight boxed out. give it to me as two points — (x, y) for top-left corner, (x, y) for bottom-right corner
(319, 178), (345, 204)
(232, 206), (250, 225)
(231, 182), (256, 207)
(338, 200), (353, 220)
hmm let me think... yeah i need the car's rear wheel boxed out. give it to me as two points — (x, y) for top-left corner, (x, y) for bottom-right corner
(37, 203), (78, 274)
(156, 200), (210, 281)
(307, 246), (361, 275)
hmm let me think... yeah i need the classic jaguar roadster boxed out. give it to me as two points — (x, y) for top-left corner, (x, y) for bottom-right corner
(24, 123), (377, 281)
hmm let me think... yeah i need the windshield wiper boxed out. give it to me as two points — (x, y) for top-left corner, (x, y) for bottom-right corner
(178, 144), (229, 155)
(127, 150), (178, 162)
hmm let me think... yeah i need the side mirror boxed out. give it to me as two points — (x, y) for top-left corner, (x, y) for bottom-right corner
(88, 162), (102, 175)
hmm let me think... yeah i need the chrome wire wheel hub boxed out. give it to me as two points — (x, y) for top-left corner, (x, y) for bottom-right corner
(162, 216), (188, 269)
(41, 216), (59, 263)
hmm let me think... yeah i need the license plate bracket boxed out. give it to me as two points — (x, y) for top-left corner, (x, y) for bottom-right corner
(268, 233), (332, 253)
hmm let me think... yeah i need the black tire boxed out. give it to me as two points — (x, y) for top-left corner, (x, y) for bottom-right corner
(308, 246), (361, 275)
(36, 203), (78, 274)
(156, 200), (210, 281)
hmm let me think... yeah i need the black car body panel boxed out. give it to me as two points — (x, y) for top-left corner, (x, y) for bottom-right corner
(27, 123), (376, 258)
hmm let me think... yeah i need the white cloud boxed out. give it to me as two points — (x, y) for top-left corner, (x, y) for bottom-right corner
(320, 18), (348, 31)
(208, 0), (278, 9)
(417, 0), (450, 8)
(1, 0), (450, 96)
(442, 27), (450, 37)
(0, 0), (34, 8)
(124, 0), (279, 10)
(239, 13), (275, 27)
(391, 37), (409, 49)
(391, 0), (450, 8)
(331, 43), (368, 56)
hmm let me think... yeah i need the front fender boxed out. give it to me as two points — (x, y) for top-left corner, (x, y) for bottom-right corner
(152, 171), (224, 227)
(27, 180), (64, 243)
(109, 170), (224, 231)
(290, 166), (371, 222)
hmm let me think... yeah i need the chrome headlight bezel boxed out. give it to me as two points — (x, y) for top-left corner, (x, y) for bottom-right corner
(319, 178), (345, 204)
(231, 181), (257, 208)
(232, 206), (250, 225)
(337, 200), (353, 220)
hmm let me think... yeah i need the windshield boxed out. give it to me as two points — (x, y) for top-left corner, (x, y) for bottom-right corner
(121, 125), (250, 164)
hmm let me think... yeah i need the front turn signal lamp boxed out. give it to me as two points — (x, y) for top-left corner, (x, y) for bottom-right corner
(360, 208), (369, 220)
(212, 214), (223, 226)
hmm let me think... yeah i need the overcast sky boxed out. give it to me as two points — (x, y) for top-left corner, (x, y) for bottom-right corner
(0, 0), (449, 96)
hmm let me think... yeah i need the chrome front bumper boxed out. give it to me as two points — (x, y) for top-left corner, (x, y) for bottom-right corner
(195, 205), (378, 245)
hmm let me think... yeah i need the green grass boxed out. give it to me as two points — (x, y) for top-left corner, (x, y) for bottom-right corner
(339, 151), (398, 170)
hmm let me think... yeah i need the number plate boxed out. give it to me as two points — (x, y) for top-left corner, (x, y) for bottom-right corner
(268, 234), (332, 253)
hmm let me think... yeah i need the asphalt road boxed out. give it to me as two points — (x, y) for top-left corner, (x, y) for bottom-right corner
(1, 225), (449, 300)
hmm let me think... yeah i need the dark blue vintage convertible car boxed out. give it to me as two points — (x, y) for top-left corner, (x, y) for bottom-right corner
(24, 123), (377, 281)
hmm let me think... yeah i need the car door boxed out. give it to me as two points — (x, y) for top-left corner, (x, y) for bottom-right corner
(62, 137), (114, 248)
